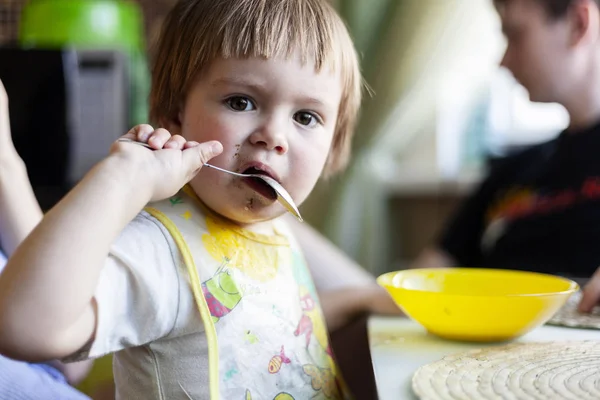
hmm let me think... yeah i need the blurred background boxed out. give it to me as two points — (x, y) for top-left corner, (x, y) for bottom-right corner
(0, 0), (573, 295)
(0, 1), (571, 395)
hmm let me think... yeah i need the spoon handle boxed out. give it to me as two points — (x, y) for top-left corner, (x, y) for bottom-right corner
(202, 163), (248, 177)
(115, 138), (303, 222)
(116, 138), (153, 148)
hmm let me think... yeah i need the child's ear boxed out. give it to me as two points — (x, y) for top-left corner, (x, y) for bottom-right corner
(161, 110), (183, 136)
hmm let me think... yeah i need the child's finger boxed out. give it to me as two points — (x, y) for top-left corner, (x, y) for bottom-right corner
(134, 124), (156, 143)
(147, 128), (172, 149)
(164, 135), (187, 150)
(578, 267), (600, 312)
(121, 124), (154, 143)
(182, 141), (223, 177)
(183, 141), (200, 149)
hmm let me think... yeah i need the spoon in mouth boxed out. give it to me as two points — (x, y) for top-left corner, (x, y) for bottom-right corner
(116, 138), (303, 222)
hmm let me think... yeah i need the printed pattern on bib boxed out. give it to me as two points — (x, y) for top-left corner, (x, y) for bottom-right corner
(147, 189), (350, 399)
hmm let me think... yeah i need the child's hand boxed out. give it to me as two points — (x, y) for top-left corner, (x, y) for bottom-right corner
(579, 266), (600, 313)
(111, 124), (223, 202)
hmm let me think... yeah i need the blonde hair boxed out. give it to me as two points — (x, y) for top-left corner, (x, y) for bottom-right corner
(150, 0), (362, 176)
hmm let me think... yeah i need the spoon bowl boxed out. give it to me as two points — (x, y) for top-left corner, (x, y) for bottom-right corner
(201, 163), (302, 221)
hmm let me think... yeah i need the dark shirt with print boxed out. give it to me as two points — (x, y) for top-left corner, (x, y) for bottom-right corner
(439, 121), (600, 278)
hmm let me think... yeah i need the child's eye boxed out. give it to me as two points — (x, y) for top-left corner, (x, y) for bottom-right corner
(293, 111), (321, 128)
(225, 96), (255, 111)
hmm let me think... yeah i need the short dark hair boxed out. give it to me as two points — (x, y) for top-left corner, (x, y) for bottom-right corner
(495, 0), (599, 19)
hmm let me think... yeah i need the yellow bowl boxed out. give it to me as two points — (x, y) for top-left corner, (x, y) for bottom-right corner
(377, 268), (578, 342)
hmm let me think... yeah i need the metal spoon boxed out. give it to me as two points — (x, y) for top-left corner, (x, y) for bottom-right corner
(116, 138), (303, 221)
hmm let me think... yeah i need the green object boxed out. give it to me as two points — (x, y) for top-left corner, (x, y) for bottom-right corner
(76, 354), (114, 396)
(18, 0), (150, 125)
(19, 0), (144, 51)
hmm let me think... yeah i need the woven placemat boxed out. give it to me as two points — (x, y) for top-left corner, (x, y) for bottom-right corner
(412, 341), (600, 400)
(547, 291), (600, 329)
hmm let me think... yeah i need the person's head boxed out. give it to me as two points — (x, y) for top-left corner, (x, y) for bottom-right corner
(150, 0), (361, 225)
(495, 0), (600, 103)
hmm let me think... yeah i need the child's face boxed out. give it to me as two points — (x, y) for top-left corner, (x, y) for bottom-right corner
(172, 54), (343, 224)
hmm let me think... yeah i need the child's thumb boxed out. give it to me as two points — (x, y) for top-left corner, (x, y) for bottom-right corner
(183, 140), (223, 172)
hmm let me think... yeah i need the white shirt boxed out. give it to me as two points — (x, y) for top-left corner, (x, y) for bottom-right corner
(76, 211), (206, 399)
(75, 207), (370, 399)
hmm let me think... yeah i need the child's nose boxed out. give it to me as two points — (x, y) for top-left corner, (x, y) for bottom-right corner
(249, 120), (289, 155)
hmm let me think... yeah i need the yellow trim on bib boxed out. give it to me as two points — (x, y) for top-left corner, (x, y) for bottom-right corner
(145, 207), (220, 400)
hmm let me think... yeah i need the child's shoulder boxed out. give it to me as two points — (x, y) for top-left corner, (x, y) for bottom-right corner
(112, 209), (180, 261)
(123, 210), (174, 238)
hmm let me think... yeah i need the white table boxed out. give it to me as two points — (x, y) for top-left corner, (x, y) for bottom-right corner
(368, 316), (600, 400)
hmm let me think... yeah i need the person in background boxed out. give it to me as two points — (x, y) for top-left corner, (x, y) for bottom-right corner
(0, 79), (93, 398)
(412, 0), (600, 312)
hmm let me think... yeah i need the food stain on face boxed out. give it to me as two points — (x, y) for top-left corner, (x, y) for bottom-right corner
(244, 197), (254, 211)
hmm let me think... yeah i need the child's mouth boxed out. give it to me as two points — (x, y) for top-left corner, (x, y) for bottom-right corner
(242, 167), (277, 201)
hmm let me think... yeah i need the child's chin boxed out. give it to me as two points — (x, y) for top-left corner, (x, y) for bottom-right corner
(215, 202), (285, 226)
(237, 207), (286, 225)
